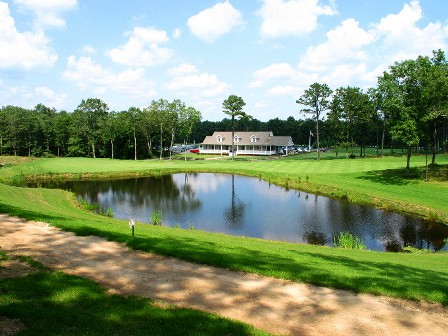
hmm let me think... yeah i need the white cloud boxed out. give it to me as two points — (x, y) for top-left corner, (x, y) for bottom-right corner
(13, 0), (77, 29)
(165, 63), (229, 97)
(266, 85), (298, 96)
(187, 1), (244, 42)
(167, 63), (198, 76)
(298, 18), (373, 72)
(172, 28), (182, 39)
(0, 83), (66, 109)
(373, 0), (448, 62)
(81, 45), (96, 54)
(63, 55), (157, 97)
(258, 0), (337, 39)
(109, 27), (174, 67)
(250, 63), (295, 87)
(0, 2), (57, 69)
(295, 0), (448, 91)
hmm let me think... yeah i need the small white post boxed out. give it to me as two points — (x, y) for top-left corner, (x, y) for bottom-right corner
(129, 219), (135, 238)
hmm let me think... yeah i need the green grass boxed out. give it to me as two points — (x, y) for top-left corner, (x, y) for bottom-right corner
(0, 155), (447, 306)
(0, 253), (268, 336)
(2, 154), (447, 221)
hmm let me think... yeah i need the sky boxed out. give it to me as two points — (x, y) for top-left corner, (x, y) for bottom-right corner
(1, 0), (448, 121)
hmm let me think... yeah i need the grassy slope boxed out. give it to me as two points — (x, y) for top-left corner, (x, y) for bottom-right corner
(3, 155), (447, 219)
(0, 252), (269, 336)
(0, 155), (447, 305)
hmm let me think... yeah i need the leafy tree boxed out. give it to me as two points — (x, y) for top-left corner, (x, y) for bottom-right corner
(377, 53), (447, 173)
(124, 107), (141, 160)
(178, 106), (202, 160)
(222, 95), (248, 159)
(72, 98), (109, 158)
(331, 86), (375, 157)
(34, 104), (57, 155)
(54, 111), (71, 157)
(296, 83), (333, 159)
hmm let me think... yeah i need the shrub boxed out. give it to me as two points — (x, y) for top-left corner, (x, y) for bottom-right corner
(333, 231), (367, 250)
(150, 209), (163, 226)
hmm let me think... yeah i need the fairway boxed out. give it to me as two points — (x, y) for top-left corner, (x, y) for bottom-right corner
(0, 155), (447, 306)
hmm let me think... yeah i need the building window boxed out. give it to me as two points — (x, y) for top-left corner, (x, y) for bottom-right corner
(234, 135), (241, 143)
(250, 135), (259, 143)
(216, 135), (223, 143)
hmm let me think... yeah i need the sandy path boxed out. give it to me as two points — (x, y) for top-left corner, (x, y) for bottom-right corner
(1, 214), (447, 336)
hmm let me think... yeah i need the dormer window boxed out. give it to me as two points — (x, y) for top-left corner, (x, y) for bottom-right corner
(250, 135), (259, 143)
(216, 135), (223, 143)
(234, 135), (241, 143)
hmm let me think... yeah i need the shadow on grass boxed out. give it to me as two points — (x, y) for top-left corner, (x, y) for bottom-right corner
(123, 232), (448, 305)
(358, 164), (448, 186)
(0, 203), (70, 224)
(356, 168), (418, 186)
(0, 271), (266, 336)
(2, 203), (447, 305)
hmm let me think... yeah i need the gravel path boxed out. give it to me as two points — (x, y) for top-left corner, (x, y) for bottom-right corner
(1, 214), (447, 335)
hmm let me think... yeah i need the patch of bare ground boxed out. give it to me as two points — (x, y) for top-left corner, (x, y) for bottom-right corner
(1, 214), (447, 336)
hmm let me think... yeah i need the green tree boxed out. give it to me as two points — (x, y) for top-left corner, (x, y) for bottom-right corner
(377, 54), (439, 173)
(124, 107), (141, 160)
(72, 98), (109, 158)
(35, 104), (57, 155)
(331, 86), (375, 157)
(178, 106), (202, 160)
(222, 95), (248, 159)
(54, 111), (71, 157)
(296, 83), (333, 159)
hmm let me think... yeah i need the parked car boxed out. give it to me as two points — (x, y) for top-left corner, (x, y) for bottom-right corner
(190, 148), (200, 153)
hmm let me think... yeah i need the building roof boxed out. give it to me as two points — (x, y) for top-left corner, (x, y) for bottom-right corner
(201, 131), (293, 146)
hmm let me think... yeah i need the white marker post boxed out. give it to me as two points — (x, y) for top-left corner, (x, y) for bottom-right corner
(129, 219), (135, 238)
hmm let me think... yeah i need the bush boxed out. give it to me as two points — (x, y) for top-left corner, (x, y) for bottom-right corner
(150, 209), (163, 225)
(333, 232), (367, 250)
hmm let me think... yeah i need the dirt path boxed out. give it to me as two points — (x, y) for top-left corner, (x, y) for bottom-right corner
(1, 214), (447, 336)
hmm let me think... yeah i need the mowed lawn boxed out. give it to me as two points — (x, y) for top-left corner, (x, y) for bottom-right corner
(2, 154), (447, 220)
(0, 154), (447, 305)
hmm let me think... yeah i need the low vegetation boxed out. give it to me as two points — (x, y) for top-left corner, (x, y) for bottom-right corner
(333, 232), (367, 250)
(0, 155), (447, 306)
(0, 251), (268, 336)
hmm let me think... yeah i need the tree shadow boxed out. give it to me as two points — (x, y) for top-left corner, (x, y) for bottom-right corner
(356, 168), (417, 186)
(0, 271), (264, 336)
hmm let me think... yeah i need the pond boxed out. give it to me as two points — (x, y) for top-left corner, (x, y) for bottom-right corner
(36, 173), (448, 252)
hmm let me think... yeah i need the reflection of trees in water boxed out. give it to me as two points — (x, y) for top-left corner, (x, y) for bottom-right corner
(57, 174), (201, 216)
(224, 174), (246, 229)
(303, 231), (327, 245)
(400, 219), (448, 252)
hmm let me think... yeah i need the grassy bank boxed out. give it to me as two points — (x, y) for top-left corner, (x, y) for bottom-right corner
(1, 154), (447, 222)
(0, 251), (269, 336)
(0, 155), (447, 305)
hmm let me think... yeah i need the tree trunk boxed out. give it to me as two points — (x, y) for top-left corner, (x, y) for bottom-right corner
(159, 123), (163, 160)
(92, 143), (96, 159)
(432, 122), (437, 165)
(169, 129), (175, 160)
(134, 131), (137, 161)
(316, 116), (320, 160)
(110, 139), (114, 159)
(381, 118), (386, 157)
(231, 115), (235, 160)
(405, 147), (412, 176)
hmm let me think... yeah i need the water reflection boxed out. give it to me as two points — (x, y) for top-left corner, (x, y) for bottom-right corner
(224, 174), (246, 229)
(34, 173), (448, 252)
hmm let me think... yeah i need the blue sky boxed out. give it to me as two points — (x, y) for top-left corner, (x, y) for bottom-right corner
(1, 0), (447, 121)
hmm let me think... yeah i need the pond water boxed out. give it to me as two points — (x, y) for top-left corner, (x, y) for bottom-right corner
(37, 173), (448, 252)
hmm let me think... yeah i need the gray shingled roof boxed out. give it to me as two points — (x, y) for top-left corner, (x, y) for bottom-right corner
(201, 131), (293, 146)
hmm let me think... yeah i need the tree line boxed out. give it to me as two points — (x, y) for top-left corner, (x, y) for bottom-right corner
(1, 50), (447, 164)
